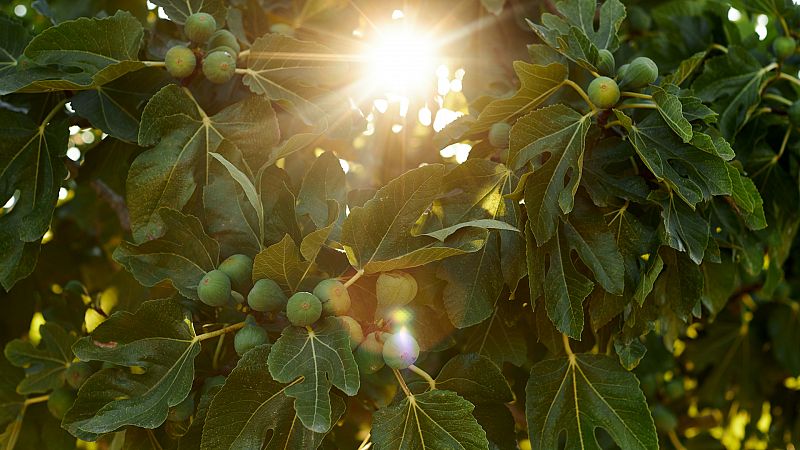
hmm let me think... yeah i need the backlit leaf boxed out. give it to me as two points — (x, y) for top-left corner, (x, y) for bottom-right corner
(4, 323), (76, 394)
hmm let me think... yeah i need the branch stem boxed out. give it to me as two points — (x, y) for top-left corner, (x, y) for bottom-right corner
(408, 365), (436, 391)
(392, 368), (412, 397)
(23, 395), (49, 406)
(763, 93), (793, 106)
(621, 91), (652, 100)
(617, 103), (657, 110)
(196, 322), (245, 342)
(143, 61), (166, 67)
(343, 269), (364, 288)
(563, 79), (597, 112)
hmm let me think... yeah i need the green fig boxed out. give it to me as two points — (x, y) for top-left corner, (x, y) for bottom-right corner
(619, 56), (658, 89)
(488, 122), (511, 148)
(202, 49), (236, 84)
(376, 271), (418, 310)
(234, 316), (269, 355)
(382, 331), (420, 369)
(587, 76), (620, 109)
(355, 332), (385, 374)
(184, 12), (216, 43)
(774, 36), (796, 60)
(313, 278), (351, 316)
(218, 254), (253, 294)
(165, 45), (196, 78)
(198, 269), (231, 307)
(65, 361), (93, 390)
(248, 278), (287, 312)
(208, 29), (240, 54)
(596, 49), (616, 76)
(286, 292), (322, 327)
(338, 316), (364, 350)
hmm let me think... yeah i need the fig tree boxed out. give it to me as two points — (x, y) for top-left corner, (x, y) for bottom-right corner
(184, 12), (216, 43)
(596, 49), (615, 76)
(208, 29), (240, 54)
(619, 56), (658, 89)
(65, 361), (93, 389)
(286, 292), (322, 327)
(488, 122), (511, 148)
(587, 76), (620, 109)
(165, 45), (196, 79)
(168, 394), (195, 422)
(376, 271), (418, 309)
(338, 315), (364, 350)
(774, 36), (797, 60)
(789, 100), (800, 127)
(382, 331), (420, 369)
(47, 387), (75, 420)
(355, 332), (385, 374)
(218, 254), (253, 294)
(247, 278), (287, 312)
(197, 269), (231, 307)
(202, 49), (236, 84)
(313, 278), (351, 316)
(234, 315), (269, 355)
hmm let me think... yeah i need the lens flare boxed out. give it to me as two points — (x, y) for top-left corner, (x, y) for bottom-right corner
(364, 26), (437, 95)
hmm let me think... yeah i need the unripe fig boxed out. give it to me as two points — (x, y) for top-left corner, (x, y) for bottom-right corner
(488, 122), (511, 148)
(208, 29), (240, 54)
(619, 56), (658, 89)
(338, 316), (364, 350)
(165, 45), (196, 78)
(790, 100), (800, 127)
(286, 292), (322, 327)
(184, 12), (216, 43)
(313, 279), (351, 316)
(248, 278), (287, 312)
(230, 291), (245, 305)
(382, 331), (420, 369)
(596, 49), (615, 76)
(65, 361), (93, 389)
(168, 393), (195, 422)
(218, 254), (253, 294)
(652, 404), (677, 432)
(47, 387), (75, 420)
(355, 332), (385, 374)
(207, 46), (238, 57)
(202, 50), (236, 84)
(376, 271), (418, 310)
(774, 36), (796, 60)
(628, 6), (652, 32)
(616, 63), (629, 80)
(234, 316), (269, 355)
(587, 76), (620, 109)
(198, 269), (231, 307)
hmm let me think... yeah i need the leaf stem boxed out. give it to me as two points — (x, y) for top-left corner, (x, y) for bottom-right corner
(667, 430), (688, 450)
(143, 61), (166, 67)
(561, 333), (574, 358)
(408, 365), (436, 391)
(708, 43), (728, 54)
(23, 395), (49, 406)
(763, 93), (793, 106)
(617, 103), (657, 110)
(343, 269), (365, 288)
(621, 91), (652, 100)
(604, 120), (623, 129)
(392, 368), (412, 397)
(563, 79), (597, 111)
(234, 68), (250, 75)
(778, 71), (800, 88)
(196, 322), (245, 342)
(40, 99), (68, 131)
(238, 49), (250, 59)
(211, 332), (226, 370)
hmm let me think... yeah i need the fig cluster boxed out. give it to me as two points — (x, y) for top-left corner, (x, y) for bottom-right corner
(163, 12), (240, 84)
(585, 54), (659, 110)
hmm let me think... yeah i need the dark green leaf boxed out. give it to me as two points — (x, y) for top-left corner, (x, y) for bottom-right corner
(267, 317), (359, 433)
(526, 353), (658, 450)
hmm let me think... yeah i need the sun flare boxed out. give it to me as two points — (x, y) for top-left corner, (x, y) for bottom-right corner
(363, 25), (438, 96)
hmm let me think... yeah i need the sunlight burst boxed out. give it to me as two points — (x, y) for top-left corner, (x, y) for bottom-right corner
(363, 26), (437, 96)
